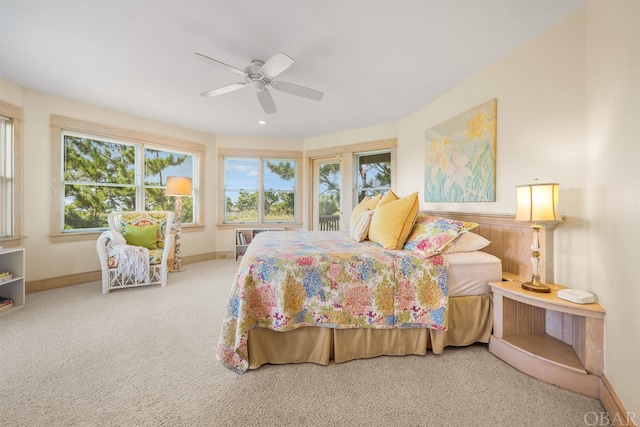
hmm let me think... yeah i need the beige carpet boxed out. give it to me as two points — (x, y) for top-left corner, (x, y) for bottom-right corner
(0, 259), (604, 426)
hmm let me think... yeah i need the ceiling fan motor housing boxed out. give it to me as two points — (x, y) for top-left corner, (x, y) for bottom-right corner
(245, 60), (272, 89)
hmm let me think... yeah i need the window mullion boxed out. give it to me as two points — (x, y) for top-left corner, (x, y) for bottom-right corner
(258, 159), (264, 223)
(136, 143), (144, 210)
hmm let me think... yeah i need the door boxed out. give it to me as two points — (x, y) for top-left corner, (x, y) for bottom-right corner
(312, 157), (342, 231)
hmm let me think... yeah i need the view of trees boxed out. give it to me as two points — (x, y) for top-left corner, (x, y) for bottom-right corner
(356, 153), (391, 202)
(63, 135), (193, 230)
(224, 160), (296, 223)
(315, 155), (390, 223)
(318, 163), (340, 216)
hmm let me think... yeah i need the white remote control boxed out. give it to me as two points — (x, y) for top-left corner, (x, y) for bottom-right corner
(557, 288), (595, 304)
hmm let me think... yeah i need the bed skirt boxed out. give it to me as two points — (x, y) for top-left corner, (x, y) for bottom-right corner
(247, 293), (492, 369)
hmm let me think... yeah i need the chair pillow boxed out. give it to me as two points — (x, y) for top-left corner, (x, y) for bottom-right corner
(404, 214), (478, 257)
(368, 191), (419, 249)
(350, 210), (375, 242)
(124, 224), (159, 250)
(350, 194), (382, 232)
(442, 232), (490, 253)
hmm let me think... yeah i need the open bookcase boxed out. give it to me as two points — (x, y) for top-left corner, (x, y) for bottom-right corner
(0, 247), (25, 317)
(234, 228), (284, 261)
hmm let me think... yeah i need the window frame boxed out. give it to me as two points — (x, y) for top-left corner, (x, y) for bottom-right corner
(0, 100), (23, 248)
(353, 149), (392, 205)
(217, 147), (303, 227)
(50, 115), (205, 242)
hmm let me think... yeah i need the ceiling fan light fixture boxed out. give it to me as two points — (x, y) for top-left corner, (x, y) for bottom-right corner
(249, 80), (265, 92)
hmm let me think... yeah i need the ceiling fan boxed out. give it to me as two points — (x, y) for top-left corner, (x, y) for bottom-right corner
(195, 52), (324, 114)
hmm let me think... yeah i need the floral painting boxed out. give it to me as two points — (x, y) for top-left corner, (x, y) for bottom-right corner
(424, 99), (496, 202)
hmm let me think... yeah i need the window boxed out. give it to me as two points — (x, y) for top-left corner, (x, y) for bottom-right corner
(354, 150), (391, 204)
(62, 132), (198, 231)
(222, 154), (299, 224)
(0, 100), (22, 245)
(0, 116), (13, 238)
(51, 115), (205, 239)
(306, 138), (396, 229)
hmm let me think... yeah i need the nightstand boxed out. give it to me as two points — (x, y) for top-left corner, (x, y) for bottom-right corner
(489, 273), (605, 398)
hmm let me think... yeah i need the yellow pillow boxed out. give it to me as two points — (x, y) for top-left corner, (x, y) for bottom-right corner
(124, 224), (159, 250)
(350, 194), (382, 231)
(378, 190), (399, 206)
(369, 192), (419, 249)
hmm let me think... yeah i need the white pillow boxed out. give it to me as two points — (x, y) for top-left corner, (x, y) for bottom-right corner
(443, 232), (490, 253)
(350, 210), (375, 242)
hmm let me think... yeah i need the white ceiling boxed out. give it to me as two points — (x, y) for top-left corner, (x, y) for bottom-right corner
(0, 1), (586, 139)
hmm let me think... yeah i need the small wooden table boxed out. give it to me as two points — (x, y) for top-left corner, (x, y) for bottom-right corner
(489, 273), (605, 398)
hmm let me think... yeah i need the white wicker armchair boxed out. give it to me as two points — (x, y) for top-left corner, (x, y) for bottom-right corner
(96, 211), (174, 294)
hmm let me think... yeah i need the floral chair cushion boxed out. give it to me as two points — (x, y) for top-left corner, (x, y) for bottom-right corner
(107, 249), (164, 268)
(117, 212), (170, 250)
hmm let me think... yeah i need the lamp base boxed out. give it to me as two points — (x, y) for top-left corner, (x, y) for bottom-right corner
(521, 281), (551, 293)
(168, 266), (186, 273)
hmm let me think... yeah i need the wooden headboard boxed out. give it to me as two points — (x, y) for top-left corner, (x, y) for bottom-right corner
(422, 211), (559, 283)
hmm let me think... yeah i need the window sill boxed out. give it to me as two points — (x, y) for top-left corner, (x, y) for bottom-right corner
(50, 232), (101, 243)
(216, 223), (303, 230)
(50, 223), (205, 243)
(0, 236), (25, 248)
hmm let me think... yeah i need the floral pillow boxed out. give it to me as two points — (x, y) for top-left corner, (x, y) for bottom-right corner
(403, 214), (478, 258)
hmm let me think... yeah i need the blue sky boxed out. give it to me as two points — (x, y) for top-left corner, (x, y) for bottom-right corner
(225, 158), (295, 191)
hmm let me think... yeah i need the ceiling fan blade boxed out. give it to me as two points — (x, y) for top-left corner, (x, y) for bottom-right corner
(256, 89), (276, 114)
(194, 52), (247, 77)
(200, 82), (246, 97)
(259, 52), (294, 78)
(271, 81), (324, 101)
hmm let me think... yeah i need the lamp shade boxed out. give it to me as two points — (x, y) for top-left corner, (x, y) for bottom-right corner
(515, 182), (561, 222)
(165, 176), (192, 196)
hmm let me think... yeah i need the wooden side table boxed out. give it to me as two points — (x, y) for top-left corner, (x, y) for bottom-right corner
(489, 273), (605, 398)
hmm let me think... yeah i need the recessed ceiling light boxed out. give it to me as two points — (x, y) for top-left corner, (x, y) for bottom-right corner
(258, 120), (267, 125)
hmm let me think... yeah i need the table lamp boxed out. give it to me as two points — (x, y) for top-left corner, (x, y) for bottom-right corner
(515, 180), (562, 293)
(165, 176), (192, 272)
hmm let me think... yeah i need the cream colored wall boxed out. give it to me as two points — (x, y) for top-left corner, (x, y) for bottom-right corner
(12, 85), (217, 281)
(216, 134), (302, 151)
(303, 121), (398, 151)
(0, 78), (22, 106)
(399, 9), (589, 286)
(586, 0), (639, 417)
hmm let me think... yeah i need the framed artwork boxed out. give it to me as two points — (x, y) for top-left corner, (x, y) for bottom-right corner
(424, 98), (496, 202)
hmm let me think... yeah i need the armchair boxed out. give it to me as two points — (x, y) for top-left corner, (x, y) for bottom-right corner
(96, 211), (174, 294)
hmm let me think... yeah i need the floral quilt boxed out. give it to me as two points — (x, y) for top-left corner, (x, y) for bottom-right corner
(217, 231), (449, 373)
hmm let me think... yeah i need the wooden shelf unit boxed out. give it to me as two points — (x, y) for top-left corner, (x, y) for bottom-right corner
(0, 247), (25, 317)
(489, 274), (605, 399)
(234, 228), (284, 261)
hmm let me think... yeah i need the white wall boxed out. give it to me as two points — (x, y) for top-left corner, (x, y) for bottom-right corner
(586, 0), (640, 417)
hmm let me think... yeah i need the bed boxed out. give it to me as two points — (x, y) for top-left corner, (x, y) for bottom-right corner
(217, 210), (551, 374)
